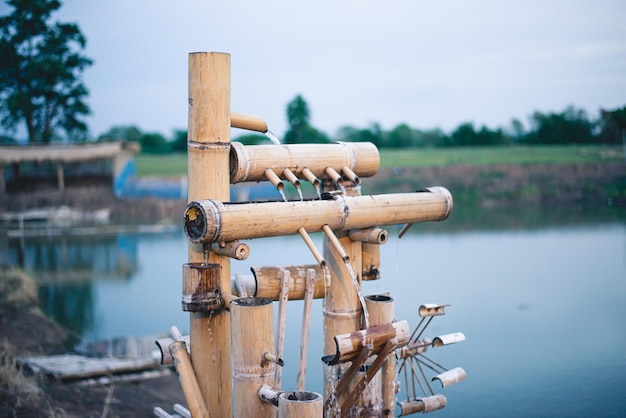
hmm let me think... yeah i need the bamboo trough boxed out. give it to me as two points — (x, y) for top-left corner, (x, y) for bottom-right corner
(168, 51), (465, 418)
(184, 187), (453, 244)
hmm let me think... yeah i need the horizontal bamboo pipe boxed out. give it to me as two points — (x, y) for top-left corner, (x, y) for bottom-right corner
(210, 241), (250, 260)
(348, 227), (388, 244)
(231, 112), (268, 133)
(322, 320), (410, 365)
(229, 141), (379, 184)
(398, 395), (447, 415)
(250, 264), (329, 300)
(184, 187), (453, 244)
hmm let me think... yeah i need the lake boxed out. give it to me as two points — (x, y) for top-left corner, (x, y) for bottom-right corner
(2, 204), (625, 417)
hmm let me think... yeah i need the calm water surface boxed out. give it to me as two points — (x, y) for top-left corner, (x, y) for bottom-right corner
(3, 205), (625, 417)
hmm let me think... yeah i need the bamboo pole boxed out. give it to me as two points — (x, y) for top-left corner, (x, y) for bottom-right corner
(322, 182), (362, 404)
(231, 297), (276, 418)
(251, 264), (329, 300)
(274, 269), (290, 388)
(296, 269), (316, 391)
(185, 188), (453, 244)
(365, 294), (397, 416)
(187, 51), (232, 417)
(170, 340), (209, 418)
(229, 141), (380, 184)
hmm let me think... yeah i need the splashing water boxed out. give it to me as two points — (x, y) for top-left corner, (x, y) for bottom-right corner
(345, 262), (370, 330)
(316, 187), (322, 200)
(265, 130), (281, 145)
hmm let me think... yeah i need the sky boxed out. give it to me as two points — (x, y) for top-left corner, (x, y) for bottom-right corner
(5, 0), (626, 139)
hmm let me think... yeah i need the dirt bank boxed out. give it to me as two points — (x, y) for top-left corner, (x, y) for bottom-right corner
(0, 267), (185, 417)
(364, 162), (626, 207)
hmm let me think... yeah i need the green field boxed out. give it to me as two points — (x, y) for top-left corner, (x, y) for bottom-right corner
(135, 145), (624, 177)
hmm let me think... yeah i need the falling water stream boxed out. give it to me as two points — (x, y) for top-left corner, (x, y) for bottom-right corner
(296, 187), (304, 201)
(345, 262), (370, 330)
(265, 130), (281, 146)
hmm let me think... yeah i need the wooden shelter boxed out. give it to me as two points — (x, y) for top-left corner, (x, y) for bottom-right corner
(0, 141), (139, 195)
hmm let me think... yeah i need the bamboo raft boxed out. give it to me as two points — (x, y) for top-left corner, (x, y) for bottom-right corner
(156, 52), (466, 417)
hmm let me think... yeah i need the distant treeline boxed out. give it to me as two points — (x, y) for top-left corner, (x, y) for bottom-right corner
(96, 97), (626, 153)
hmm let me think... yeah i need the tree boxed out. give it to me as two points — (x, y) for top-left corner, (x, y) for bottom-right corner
(284, 95), (329, 144)
(598, 106), (626, 144)
(97, 125), (142, 143)
(0, 0), (92, 143)
(526, 106), (595, 144)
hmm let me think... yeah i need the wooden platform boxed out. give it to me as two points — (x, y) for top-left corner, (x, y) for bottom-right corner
(20, 353), (166, 384)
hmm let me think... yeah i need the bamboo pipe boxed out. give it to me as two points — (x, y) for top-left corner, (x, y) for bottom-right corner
(348, 227), (388, 244)
(322, 225), (350, 262)
(250, 264), (329, 300)
(231, 112), (268, 133)
(265, 168), (284, 192)
(170, 340), (209, 418)
(229, 141), (380, 184)
(398, 395), (447, 415)
(258, 385), (283, 406)
(325, 166), (343, 186)
(184, 188), (453, 244)
(282, 168), (301, 188)
(277, 391), (323, 418)
(301, 168), (320, 190)
(341, 166), (360, 185)
(187, 52), (232, 417)
(274, 269), (290, 388)
(322, 320), (410, 365)
(365, 294), (397, 416)
(231, 297), (276, 418)
(156, 335), (190, 365)
(298, 227), (326, 267)
(296, 269), (316, 391)
(210, 241), (250, 260)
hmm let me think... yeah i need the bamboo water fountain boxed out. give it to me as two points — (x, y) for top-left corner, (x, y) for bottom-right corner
(170, 52), (466, 418)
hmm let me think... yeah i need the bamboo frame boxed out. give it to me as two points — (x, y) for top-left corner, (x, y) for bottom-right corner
(250, 264), (329, 300)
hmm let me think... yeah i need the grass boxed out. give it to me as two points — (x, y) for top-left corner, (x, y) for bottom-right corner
(134, 145), (625, 177)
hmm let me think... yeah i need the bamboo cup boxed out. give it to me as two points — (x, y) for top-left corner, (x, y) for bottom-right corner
(277, 391), (323, 418)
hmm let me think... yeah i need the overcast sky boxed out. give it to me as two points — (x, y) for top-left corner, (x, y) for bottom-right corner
(10, 0), (626, 139)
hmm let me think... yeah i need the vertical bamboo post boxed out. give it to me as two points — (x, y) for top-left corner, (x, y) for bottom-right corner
(187, 52), (232, 417)
(323, 182), (362, 401)
(231, 297), (276, 418)
(365, 294), (397, 416)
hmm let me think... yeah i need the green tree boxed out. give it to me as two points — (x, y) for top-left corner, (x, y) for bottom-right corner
(598, 106), (626, 144)
(526, 106), (595, 144)
(0, 0), (93, 143)
(170, 128), (188, 152)
(284, 95), (329, 144)
(97, 125), (142, 142)
(138, 131), (168, 153)
(388, 123), (417, 148)
(335, 123), (384, 147)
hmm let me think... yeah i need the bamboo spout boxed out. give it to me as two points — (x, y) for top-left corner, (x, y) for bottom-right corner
(301, 168), (320, 190)
(322, 225), (349, 263)
(265, 169), (284, 192)
(298, 227), (326, 267)
(210, 241), (250, 260)
(341, 166), (360, 185)
(231, 112), (268, 133)
(184, 188), (453, 244)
